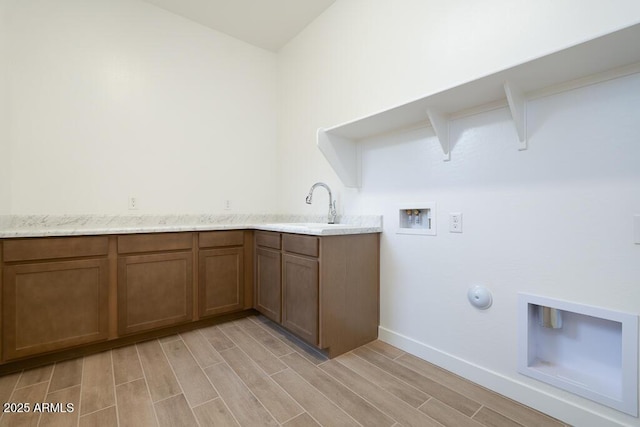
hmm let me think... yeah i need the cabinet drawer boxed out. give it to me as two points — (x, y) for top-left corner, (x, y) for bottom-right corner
(256, 231), (281, 250)
(3, 236), (109, 262)
(199, 230), (244, 248)
(283, 234), (318, 258)
(118, 233), (192, 254)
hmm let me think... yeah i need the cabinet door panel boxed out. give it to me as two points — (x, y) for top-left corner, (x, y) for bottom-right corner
(118, 252), (192, 335)
(199, 248), (244, 317)
(282, 254), (318, 345)
(255, 247), (281, 322)
(3, 259), (109, 360)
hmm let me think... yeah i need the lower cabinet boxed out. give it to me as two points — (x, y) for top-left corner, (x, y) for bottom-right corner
(282, 253), (318, 345)
(198, 230), (247, 318)
(255, 231), (282, 323)
(0, 228), (379, 366)
(255, 247), (282, 322)
(118, 252), (193, 335)
(2, 236), (109, 361)
(199, 247), (244, 317)
(255, 231), (380, 357)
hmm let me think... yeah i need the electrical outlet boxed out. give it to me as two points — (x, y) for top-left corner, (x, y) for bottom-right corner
(449, 212), (462, 233)
(128, 196), (138, 210)
(224, 199), (232, 211)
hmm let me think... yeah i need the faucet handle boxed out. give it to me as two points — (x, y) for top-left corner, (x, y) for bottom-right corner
(329, 200), (337, 224)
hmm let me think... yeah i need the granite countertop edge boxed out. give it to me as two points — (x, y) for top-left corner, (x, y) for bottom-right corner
(0, 214), (383, 238)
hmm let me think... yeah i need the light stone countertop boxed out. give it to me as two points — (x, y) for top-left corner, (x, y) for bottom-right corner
(0, 214), (382, 238)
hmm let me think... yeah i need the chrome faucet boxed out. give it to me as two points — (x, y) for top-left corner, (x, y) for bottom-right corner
(306, 182), (337, 224)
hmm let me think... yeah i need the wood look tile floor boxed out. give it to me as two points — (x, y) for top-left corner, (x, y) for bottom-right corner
(0, 315), (568, 427)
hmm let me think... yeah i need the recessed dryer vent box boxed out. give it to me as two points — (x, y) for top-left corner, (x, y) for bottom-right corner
(518, 293), (638, 416)
(397, 204), (436, 235)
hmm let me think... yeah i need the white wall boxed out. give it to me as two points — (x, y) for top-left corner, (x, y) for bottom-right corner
(5, 0), (278, 214)
(0, 1), (10, 214)
(277, 1), (640, 425)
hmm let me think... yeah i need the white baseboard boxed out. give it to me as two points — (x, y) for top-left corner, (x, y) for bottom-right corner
(378, 325), (632, 427)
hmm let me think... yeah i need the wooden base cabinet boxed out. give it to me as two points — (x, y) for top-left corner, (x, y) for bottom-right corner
(118, 252), (193, 335)
(255, 231), (380, 358)
(2, 237), (109, 361)
(117, 233), (193, 335)
(282, 253), (318, 345)
(255, 232), (282, 323)
(198, 231), (246, 318)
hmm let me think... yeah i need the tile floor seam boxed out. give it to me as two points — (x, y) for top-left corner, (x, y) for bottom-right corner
(179, 331), (215, 373)
(173, 333), (221, 409)
(234, 320), (290, 360)
(245, 361), (306, 423)
(364, 343), (398, 361)
(358, 348), (484, 419)
(399, 355), (552, 426)
(180, 334), (209, 372)
(151, 391), (184, 406)
(278, 360), (366, 427)
(136, 344), (163, 427)
(247, 318), (294, 355)
(190, 395), (219, 410)
(78, 403), (117, 419)
(216, 360), (281, 426)
(196, 326), (250, 426)
(221, 322), (286, 376)
(201, 378), (243, 427)
(34, 366), (55, 427)
(365, 348), (479, 412)
(471, 404), (484, 418)
(109, 351), (122, 427)
(13, 379), (49, 392)
(394, 356), (500, 410)
(158, 338), (193, 408)
(350, 350), (435, 405)
(251, 319), (326, 366)
(318, 359), (416, 427)
(473, 405), (528, 427)
(278, 412), (301, 426)
(214, 329), (283, 425)
(76, 354), (86, 425)
(233, 321), (280, 359)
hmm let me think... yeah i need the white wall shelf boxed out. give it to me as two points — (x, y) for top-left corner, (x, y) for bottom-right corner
(317, 23), (640, 188)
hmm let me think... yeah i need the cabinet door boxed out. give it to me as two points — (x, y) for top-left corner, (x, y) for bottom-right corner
(3, 259), (109, 360)
(282, 253), (318, 345)
(118, 252), (193, 335)
(255, 247), (281, 322)
(199, 247), (244, 317)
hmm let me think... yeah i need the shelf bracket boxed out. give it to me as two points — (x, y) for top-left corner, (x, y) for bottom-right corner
(317, 128), (360, 188)
(426, 108), (450, 161)
(504, 81), (527, 150)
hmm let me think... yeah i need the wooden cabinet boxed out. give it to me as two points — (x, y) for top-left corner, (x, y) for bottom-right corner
(117, 234), (193, 335)
(255, 231), (380, 357)
(255, 232), (281, 322)
(0, 227), (379, 368)
(2, 237), (109, 361)
(198, 231), (245, 318)
(282, 253), (318, 345)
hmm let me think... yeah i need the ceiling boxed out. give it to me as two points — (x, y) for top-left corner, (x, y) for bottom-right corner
(142, 0), (336, 52)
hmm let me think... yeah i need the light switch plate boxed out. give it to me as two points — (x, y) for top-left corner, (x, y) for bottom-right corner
(634, 215), (640, 244)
